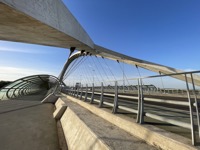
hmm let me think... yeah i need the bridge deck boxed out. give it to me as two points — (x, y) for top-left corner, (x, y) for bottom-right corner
(0, 100), (60, 150)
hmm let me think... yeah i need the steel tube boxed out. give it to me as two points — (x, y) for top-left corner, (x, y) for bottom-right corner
(185, 74), (196, 145)
(90, 83), (94, 103)
(191, 73), (200, 140)
(99, 82), (104, 107)
(112, 81), (118, 113)
(84, 84), (88, 102)
(80, 85), (83, 100)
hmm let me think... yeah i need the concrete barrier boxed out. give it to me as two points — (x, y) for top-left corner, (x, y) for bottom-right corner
(60, 108), (109, 150)
(55, 98), (65, 109)
(53, 104), (67, 120)
(66, 95), (197, 150)
(53, 98), (67, 120)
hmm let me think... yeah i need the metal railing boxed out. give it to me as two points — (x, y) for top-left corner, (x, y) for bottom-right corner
(64, 70), (200, 146)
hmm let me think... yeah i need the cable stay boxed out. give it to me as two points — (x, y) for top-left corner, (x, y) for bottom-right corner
(63, 56), (80, 78)
(79, 66), (92, 86)
(88, 57), (102, 84)
(91, 56), (105, 83)
(102, 57), (117, 81)
(117, 60), (131, 89)
(63, 56), (88, 81)
(96, 57), (113, 85)
(135, 65), (145, 86)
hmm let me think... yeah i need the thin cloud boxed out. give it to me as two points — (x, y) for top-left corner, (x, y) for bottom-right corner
(0, 47), (44, 54)
(0, 66), (57, 81)
(183, 68), (196, 72)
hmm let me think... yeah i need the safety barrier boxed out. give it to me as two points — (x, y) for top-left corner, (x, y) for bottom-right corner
(64, 70), (200, 146)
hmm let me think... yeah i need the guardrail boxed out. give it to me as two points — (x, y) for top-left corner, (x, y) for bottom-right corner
(64, 70), (200, 146)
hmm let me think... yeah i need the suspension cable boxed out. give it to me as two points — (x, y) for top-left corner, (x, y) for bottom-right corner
(63, 56), (80, 78)
(102, 58), (117, 81)
(63, 56), (87, 80)
(91, 56), (105, 82)
(96, 57), (112, 82)
(88, 56), (103, 84)
(118, 60), (131, 86)
(135, 65), (145, 85)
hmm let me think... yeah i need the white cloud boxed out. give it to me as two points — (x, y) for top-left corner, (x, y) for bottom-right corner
(183, 68), (196, 72)
(0, 46), (48, 54)
(0, 66), (57, 81)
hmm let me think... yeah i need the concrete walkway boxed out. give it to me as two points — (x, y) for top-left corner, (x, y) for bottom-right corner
(0, 100), (60, 150)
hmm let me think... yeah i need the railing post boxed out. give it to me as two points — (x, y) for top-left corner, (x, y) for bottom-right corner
(185, 74), (196, 146)
(90, 83), (94, 103)
(99, 82), (104, 107)
(190, 73), (200, 140)
(75, 88), (77, 96)
(139, 78), (144, 124)
(84, 84), (88, 101)
(73, 88), (75, 96)
(80, 85), (83, 100)
(70, 89), (72, 95)
(112, 81), (118, 113)
(71, 88), (73, 95)
(136, 79), (141, 123)
(76, 87), (79, 98)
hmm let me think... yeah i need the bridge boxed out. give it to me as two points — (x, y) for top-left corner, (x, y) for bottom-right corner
(0, 0), (200, 150)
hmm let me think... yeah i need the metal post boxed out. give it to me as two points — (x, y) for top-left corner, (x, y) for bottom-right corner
(73, 88), (76, 96)
(185, 74), (196, 145)
(90, 83), (94, 104)
(112, 81), (118, 113)
(72, 88), (74, 96)
(70, 89), (72, 95)
(84, 84), (88, 102)
(80, 85), (83, 100)
(76, 87), (79, 98)
(99, 82), (104, 107)
(139, 78), (144, 124)
(136, 79), (141, 123)
(191, 73), (200, 140)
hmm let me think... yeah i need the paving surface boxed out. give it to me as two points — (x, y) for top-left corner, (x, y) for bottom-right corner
(0, 100), (60, 150)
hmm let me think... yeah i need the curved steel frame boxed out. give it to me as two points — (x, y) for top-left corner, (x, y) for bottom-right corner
(59, 51), (200, 86)
(0, 74), (64, 101)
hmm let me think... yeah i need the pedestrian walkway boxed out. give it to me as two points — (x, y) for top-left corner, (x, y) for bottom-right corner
(0, 100), (60, 150)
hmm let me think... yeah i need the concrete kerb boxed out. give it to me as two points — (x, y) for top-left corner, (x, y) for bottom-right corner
(64, 95), (198, 150)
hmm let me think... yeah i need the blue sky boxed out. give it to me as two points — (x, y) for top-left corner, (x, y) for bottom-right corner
(1, 0), (200, 81)
(64, 0), (200, 69)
